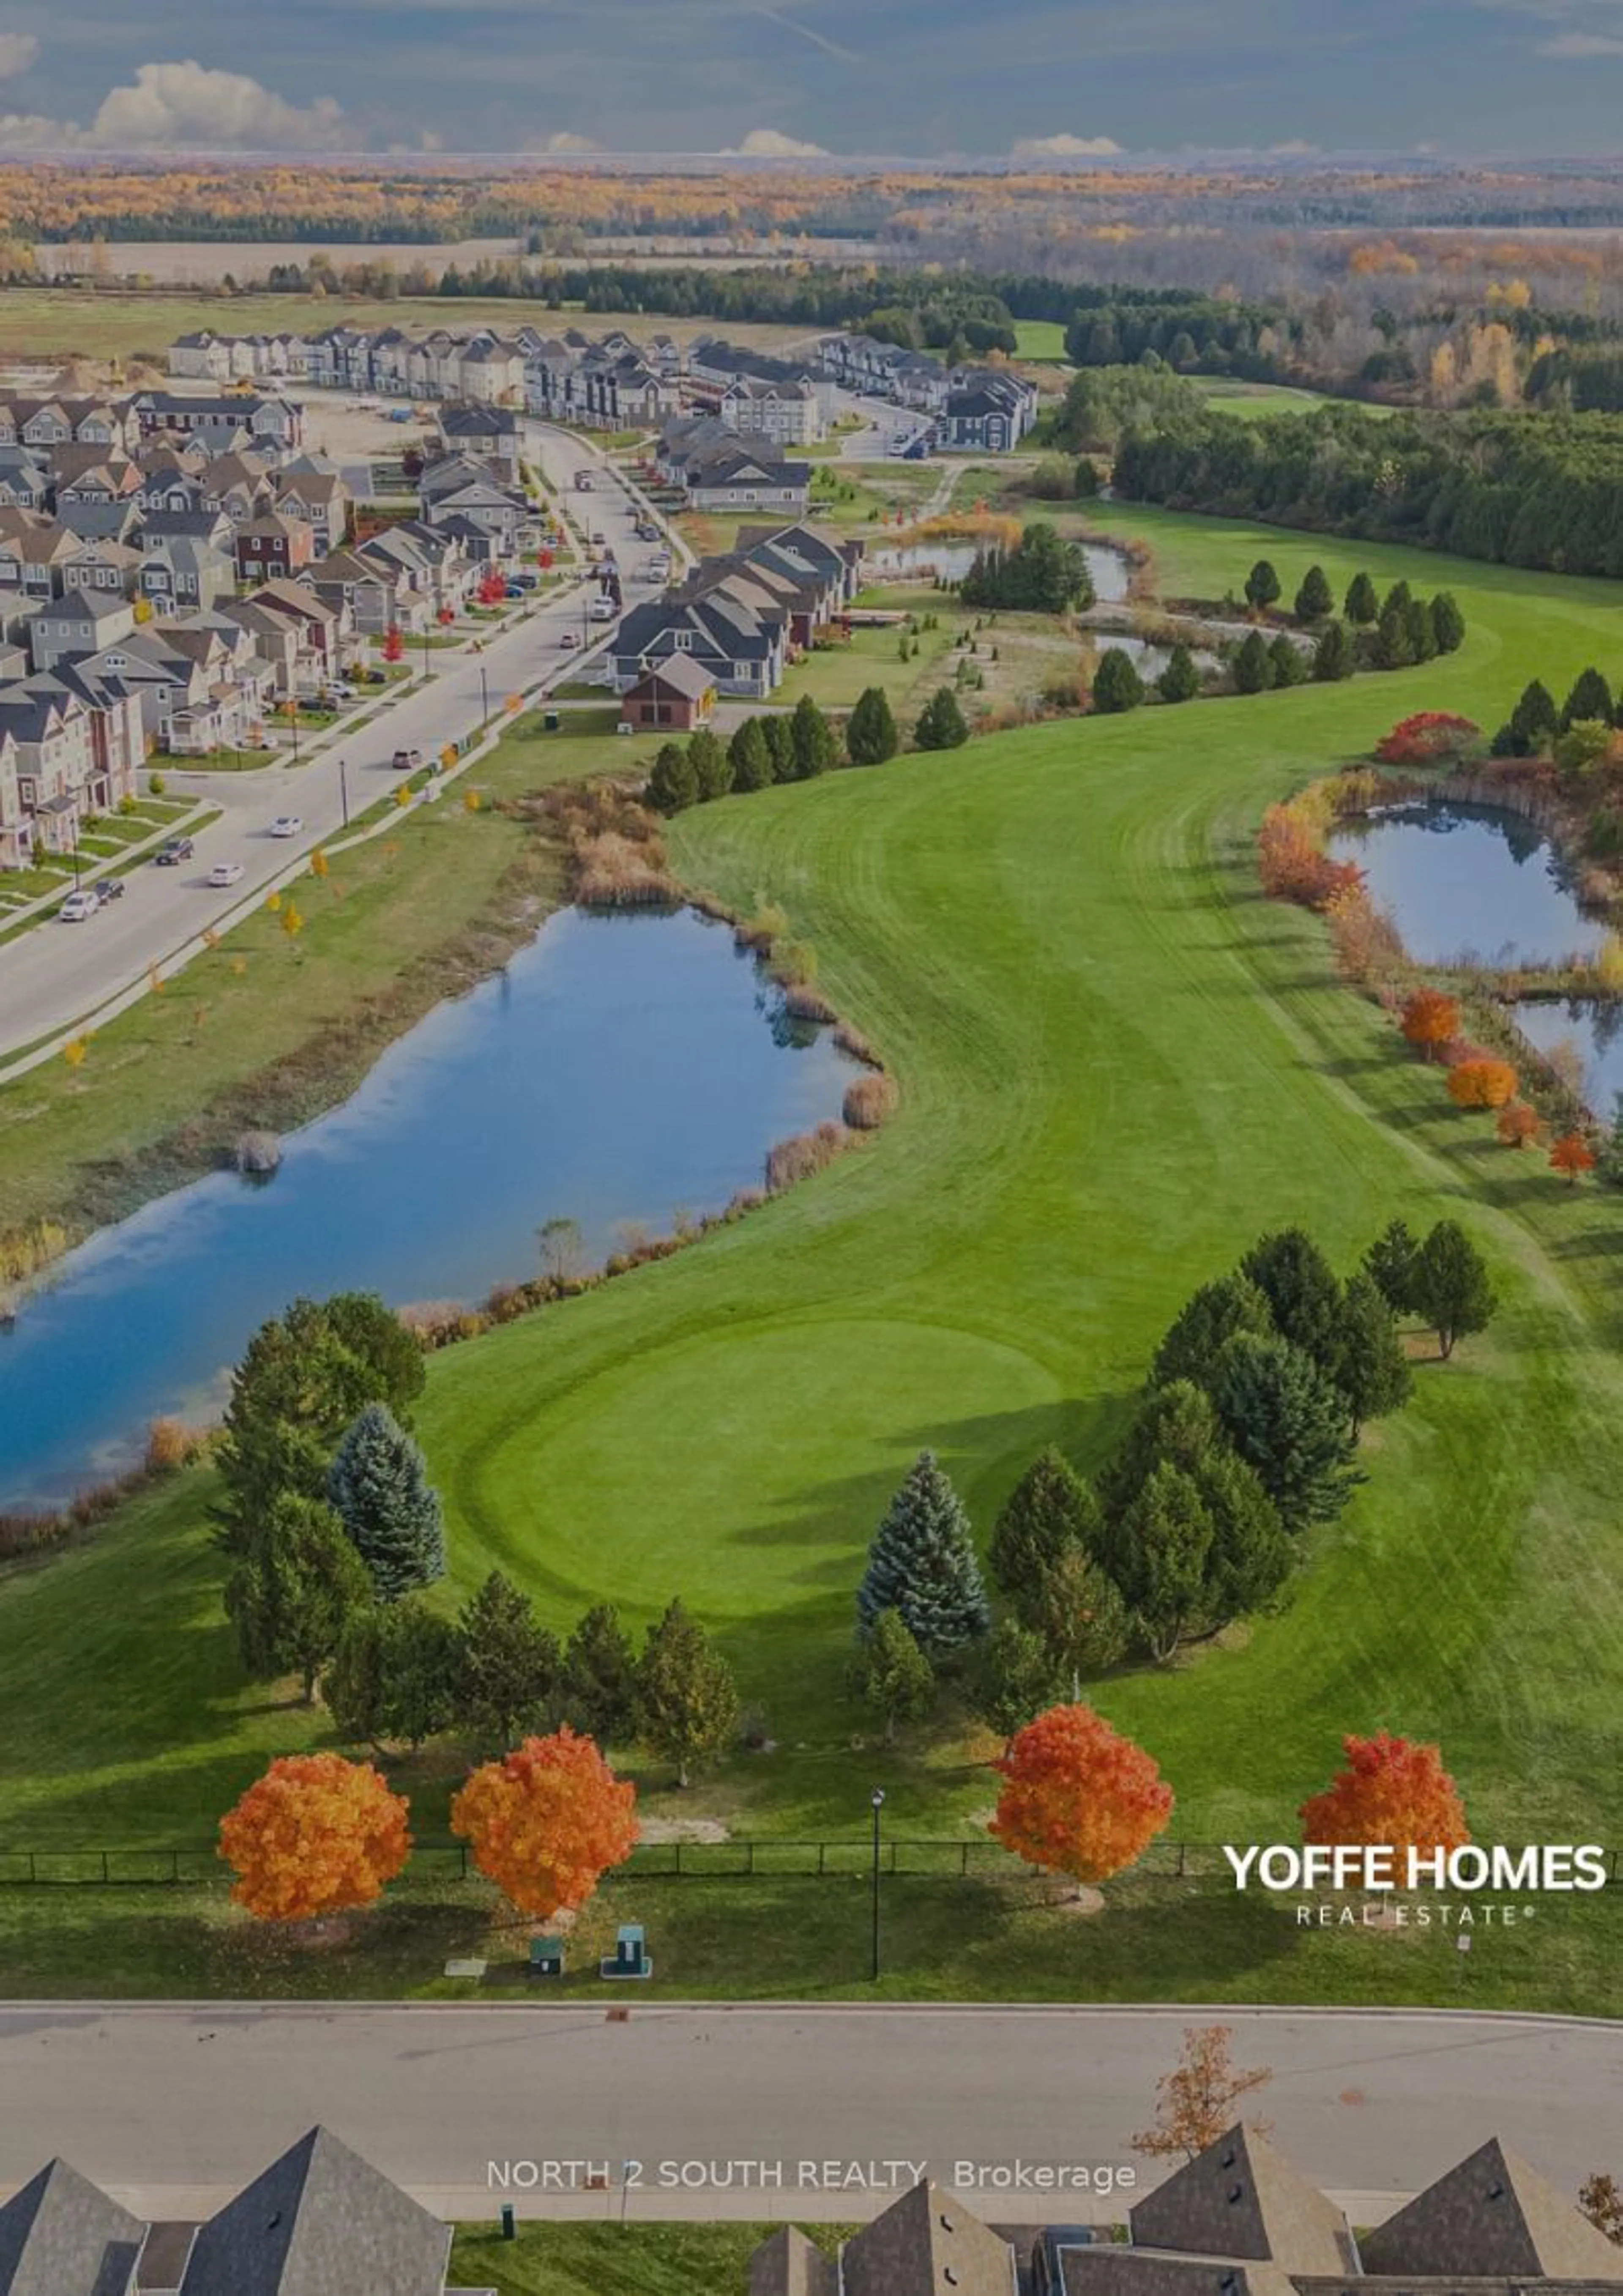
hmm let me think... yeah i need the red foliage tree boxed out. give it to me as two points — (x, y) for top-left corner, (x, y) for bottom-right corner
(990, 1703), (1174, 1896)
(1496, 1101), (1541, 1149)
(1447, 1057), (1518, 1109)
(218, 1753), (411, 1923)
(1400, 987), (1461, 1062)
(1300, 1731), (1469, 1861)
(1550, 1131), (1597, 1185)
(1256, 803), (1364, 912)
(477, 567), (507, 607)
(381, 624), (404, 663)
(1375, 712), (1481, 766)
(451, 1727), (639, 1921)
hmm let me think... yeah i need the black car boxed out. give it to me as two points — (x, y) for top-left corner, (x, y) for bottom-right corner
(93, 876), (125, 904)
(154, 836), (194, 865)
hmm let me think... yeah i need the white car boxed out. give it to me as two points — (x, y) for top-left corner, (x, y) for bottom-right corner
(58, 888), (99, 923)
(269, 815), (303, 839)
(207, 860), (246, 888)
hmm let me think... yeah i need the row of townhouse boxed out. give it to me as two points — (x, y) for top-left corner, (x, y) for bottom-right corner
(816, 333), (1039, 448)
(650, 416), (813, 518)
(612, 517), (864, 711)
(682, 337), (831, 444)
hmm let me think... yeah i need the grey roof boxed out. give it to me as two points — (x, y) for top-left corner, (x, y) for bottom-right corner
(841, 2182), (1016, 2296)
(1358, 2138), (1623, 2281)
(0, 2156), (145, 2296)
(1059, 2255), (1295, 2295)
(1128, 2126), (1358, 2273)
(177, 2126), (451, 2296)
(747, 2224), (839, 2296)
(627, 653), (717, 701)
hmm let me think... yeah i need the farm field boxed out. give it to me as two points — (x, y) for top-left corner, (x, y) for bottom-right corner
(3, 506), (1623, 2004)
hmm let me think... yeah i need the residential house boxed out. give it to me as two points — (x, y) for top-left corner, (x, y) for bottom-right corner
(612, 587), (787, 700)
(241, 575), (353, 687)
(0, 684), (96, 853)
(683, 448), (811, 518)
(273, 463), (350, 553)
(618, 654), (719, 731)
(28, 589), (137, 673)
(37, 662), (147, 791)
(937, 371), (1038, 452)
(1354, 2135), (1623, 2281)
(168, 329), (234, 381)
(418, 457), (535, 558)
(720, 376), (825, 447)
(140, 534), (237, 615)
(436, 402), (524, 480)
(130, 391), (303, 452)
(0, 514), (82, 602)
(302, 547), (420, 638)
(60, 539), (144, 600)
(456, 334), (527, 405)
(356, 520), (475, 617)
(0, 446), (47, 512)
(234, 512), (315, 586)
(0, 726), (25, 868)
(217, 596), (302, 699)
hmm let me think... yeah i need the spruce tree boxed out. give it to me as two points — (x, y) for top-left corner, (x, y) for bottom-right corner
(1508, 679), (1558, 756)
(790, 692), (839, 778)
(1025, 1543), (1129, 1691)
(1270, 633), (1308, 687)
(224, 1491), (370, 1703)
(1294, 564), (1333, 622)
(1409, 1220), (1497, 1360)
(1376, 597), (1415, 669)
(453, 1570), (562, 1747)
(1312, 619), (1355, 681)
(686, 725), (732, 802)
(1430, 591), (1466, 654)
(965, 1617), (1061, 1739)
(914, 685), (970, 749)
(1091, 647), (1145, 714)
(646, 740), (697, 815)
(1156, 643), (1200, 704)
(728, 715), (773, 793)
(1114, 1463), (1216, 1660)
(1245, 559), (1281, 611)
(1363, 1218), (1420, 1313)
(1208, 1332), (1361, 1532)
(327, 1401), (446, 1601)
(857, 1450), (991, 1655)
(1196, 1446), (1292, 1624)
(1099, 1378), (1227, 1521)
(846, 684), (899, 766)
(1150, 1273), (1275, 1389)
(1562, 667), (1614, 733)
(988, 1448), (1101, 1616)
(1239, 1228), (1344, 1374)
(326, 1598), (459, 1750)
(638, 1598), (740, 1786)
(1406, 597), (1437, 664)
(1233, 630), (1275, 694)
(558, 1602), (641, 1743)
(847, 1607), (936, 1743)
(762, 712), (795, 782)
(1344, 571), (1379, 625)
(1335, 1271), (1413, 1432)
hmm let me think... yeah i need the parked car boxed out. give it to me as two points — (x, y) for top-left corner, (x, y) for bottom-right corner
(506, 572), (538, 592)
(58, 888), (99, 923)
(391, 747), (423, 771)
(154, 836), (194, 865)
(590, 532), (607, 547)
(93, 876), (125, 904)
(322, 683), (358, 705)
(560, 631), (579, 650)
(269, 814), (303, 838)
(207, 861), (245, 888)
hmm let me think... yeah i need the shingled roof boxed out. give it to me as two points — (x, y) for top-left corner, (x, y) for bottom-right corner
(1128, 2126), (1360, 2273)
(841, 2181), (1016, 2296)
(746, 2224), (839, 2296)
(1058, 2254), (1296, 2296)
(1358, 2137), (1623, 2281)
(176, 2126), (451, 2296)
(0, 2156), (145, 2296)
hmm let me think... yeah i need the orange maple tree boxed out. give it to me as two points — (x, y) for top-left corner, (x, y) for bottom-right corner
(1299, 1731), (1469, 1860)
(1400, 988), (1461, 1062)
(1497, 1101), (1541, 1148)
(1131, 2024), (1273, 2160)
(1550, 1131), (1596, 1184)
(1446, 1057), (1518, 1109)
(218, 1753), (411, 1922)
(451, 1728), (639, 1920)
(990, 1703), (1174, 1894)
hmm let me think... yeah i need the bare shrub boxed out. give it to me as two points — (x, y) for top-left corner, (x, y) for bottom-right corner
(232, 1130), (281, 1175)
(784, 984), (838, 1023)
(765, 1120), (854, 1193)
(145, 1417), (207, 1473)
(843, 1073), (899, 1130)
(833, 1022), (883, 1069)
(574, 833), (680, 909)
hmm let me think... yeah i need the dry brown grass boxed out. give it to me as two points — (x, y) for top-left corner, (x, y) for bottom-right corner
(144, 1417), (209, 1473)
(832, 1021), (882, 1068)
(842, 1072), (899, 1130)
(783, 983), (838, 1023)
(765, 1119), (854, 1193)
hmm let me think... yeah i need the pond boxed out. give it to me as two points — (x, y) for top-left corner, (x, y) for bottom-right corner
(0, 908), (862, 1511)
(1515, 998), (1623, 1117)
(865, 539), (1131, 602)
(1327, 801), (1609, 970)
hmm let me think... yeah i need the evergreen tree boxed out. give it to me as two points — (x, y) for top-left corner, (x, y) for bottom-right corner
(857, 1450), (991, 1655)
(847, 1607), (936, 1743)
(762, 712), (796, 782)
(453, 1571), (562, 1747)
(960, 521), (1093, 613)
(728, 715), (773, 793)
(1091, 647), (1146, 714)
(1334, 1271), (1413, 1433)
(1025, 1543), (1129, 1691)
(1245, 559), (1281, 611)
(846, 684), (900, 766)
(1561, 667), (1615, 733)
(1238, 1228), (1344, 1374)
(1405, 597), (1437, 664)
(558, 1602), (641, 1743)
(1409, 1220), (1497, 1360)
(1156, 643), (1201, 704)
(638, 1598), (740, 1786)
(1113, 1463), (1216, 1660)
(646, 740), (697, 815)
(1376, 597), (1415, 669)
(1150, 1273), (1276, 1389)
(1344, 570), (1379, 625)
(1363, 1217), (1421, 1313)
(988, 1448), (1103, 1627)
(1312, 619), (1355, 681)
(790, 692), (839, 778)
(1508, 679), (1559, 756)
(1233, 630), (1276, 694)
(224, 1491), (370, 1703)
(1208, 1332), (1361, 1532)
(1294, 564), (1333, 622)
(1196, 1445), (1293, 1624)
(686, 725), (733, 802)
(1269, 634), (1308, 687)
(325, 1597), (459, 1750)
(1099, 1378), (1227, 1521)
(914, 685), (971, 749)
(965, 1617), (1061, 1739)
(327, 1401), (446, 1601)
(1430, 591), (1466, 654)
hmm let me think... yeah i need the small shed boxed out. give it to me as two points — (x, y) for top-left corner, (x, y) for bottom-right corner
(620, 654), (717, 732)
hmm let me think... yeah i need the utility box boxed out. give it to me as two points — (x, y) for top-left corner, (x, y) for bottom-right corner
(601, 1924), (652, 1980)
(529, 1936), (565, 1979)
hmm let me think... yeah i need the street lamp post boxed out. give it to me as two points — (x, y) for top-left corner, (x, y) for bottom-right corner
(479, 662), (490, 727)
(339, 754), (350, 828)
(870, 1787), (885, 1984)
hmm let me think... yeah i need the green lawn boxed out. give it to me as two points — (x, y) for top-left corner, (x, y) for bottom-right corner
(1013, 320), (1071, 361)
(1186, 378), (1399, 421)
(448, 2220), (844, 2296)
(5, 504), (1623, 2006)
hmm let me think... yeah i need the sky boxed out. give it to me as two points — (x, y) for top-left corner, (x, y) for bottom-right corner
(0, 0), (1618, 159)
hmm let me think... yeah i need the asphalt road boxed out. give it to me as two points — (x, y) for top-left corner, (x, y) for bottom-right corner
(0, 422), (660, 1065)
(0, 2002), (1617, 2224)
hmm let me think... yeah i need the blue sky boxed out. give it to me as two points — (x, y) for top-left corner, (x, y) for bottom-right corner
(0, 0), (1619, 156)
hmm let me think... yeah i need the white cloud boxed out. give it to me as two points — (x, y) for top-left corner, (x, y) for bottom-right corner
(536, 130), (598, 152)
(0, 33), (38, 82)
(87, 60), (347, 149)
(724, 126), (829, 157)
(1538, 28), (1623, 54)
(0, 111), (79, 150)
(1010, 132), (1123, 159)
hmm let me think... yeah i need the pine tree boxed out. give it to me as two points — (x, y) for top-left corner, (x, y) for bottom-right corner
(846, 684), (899, 766)
(1099, 1379), (1227, 1521)
(1410, 1220), (1497, 1360)
(790, 693), (839, 778)
(1025, 1544), (1129, 1691)
(762, 712), (795, 782)
(1269, 633), (1308, 687)
(1245, 560), (1281, 611)
(1091, 647), (1145, 714)
(1312, 620), (1355, 681)
(558, 1602), (641, 1743)
(1294, 564), (1333, 622)
(965, 1617), (1061, 1739)
(1508, 679), (1558, 756)
(1344, 571), (1379, 626)
(638, 1598), (740, 1786)
(847, 1607), (936, 1742)
(646, 740), (697, 815)
(325, 1597), (459, 1749)
(914, 685), (970, 749)
(857, 1450), (991, 1655)
(1334, 1271), (1413, 1432)
(327, 1401), (446, 1601)
(1197, 1446), (1293, 1624)
(1239, 1228), (1344, 1374)
(1376, 598), (1415, 670)
(1562, 666), (1614, 733)
(686, 725), (732, 802)
(453, 1571), (562, 1747)
(1156, 643), (1201, 704)
(988, 1448), (1103, 1627)
(1430, 591), (1466, 654)
(1208, 1332), (1361, 1532)
(1406, 597), (1437, 664)
(1150, 1273), (1275, 1389)
(1233, 630), (1275, 694)
(1363, 1217), (1420, 1312)
(224, 1492), (370, 1703)
(728, 716), (773, 794)
(1114, 1463), (1215, 1660)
